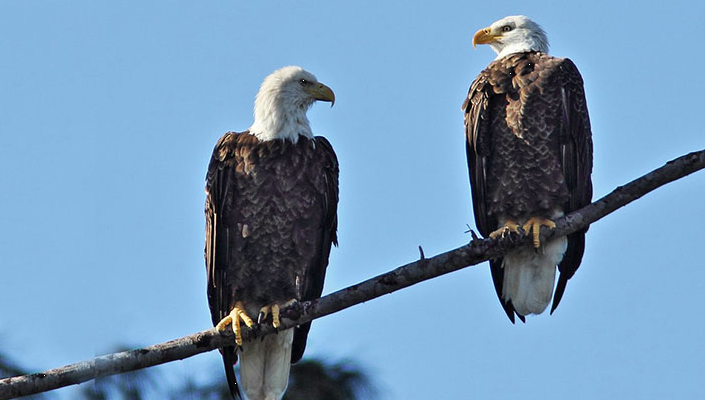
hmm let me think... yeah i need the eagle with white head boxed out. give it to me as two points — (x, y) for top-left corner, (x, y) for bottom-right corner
(205, 66), (339, 399)
(463, 16), (594, 322)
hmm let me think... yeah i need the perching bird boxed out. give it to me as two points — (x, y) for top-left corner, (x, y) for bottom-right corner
(463, 16), (593, 323)
(205, 66), (339, 400)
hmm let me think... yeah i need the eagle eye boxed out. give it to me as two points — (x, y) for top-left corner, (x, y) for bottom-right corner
(501, 25), (512, 32)
(299, 79), (309, 85)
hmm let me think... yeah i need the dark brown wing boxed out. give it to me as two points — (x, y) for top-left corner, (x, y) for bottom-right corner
(205, 131), (239, 326)
(291, 136), (339, 363)
(463, 70), (524, 323)
(205, 131), (243, 399)
(205, 132), (339, 397)
(551, 58), (594, 313)
(463, 74), (494, 239)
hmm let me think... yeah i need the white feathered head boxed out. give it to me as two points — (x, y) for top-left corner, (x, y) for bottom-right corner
(473, 15), (549, 60)
(249, 66), (335, 142)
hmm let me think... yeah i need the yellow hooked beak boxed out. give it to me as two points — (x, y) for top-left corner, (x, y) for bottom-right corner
(306, 82), (335, 107)
(472, 27), (501, 48)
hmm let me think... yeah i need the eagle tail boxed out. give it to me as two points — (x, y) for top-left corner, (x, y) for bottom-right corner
(490, 259), (523, 323)
(502, 236), (567, 316)
(222, 346), (242, 400)
(239, 328), (294, 400)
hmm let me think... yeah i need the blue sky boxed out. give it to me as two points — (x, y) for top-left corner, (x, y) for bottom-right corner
(1, 1), (704, 399)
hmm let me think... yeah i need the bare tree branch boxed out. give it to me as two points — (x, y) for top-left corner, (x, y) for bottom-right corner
(1, 149), (703, 400)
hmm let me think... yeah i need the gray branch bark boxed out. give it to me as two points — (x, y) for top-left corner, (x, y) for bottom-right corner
(1, 149), (703, 400)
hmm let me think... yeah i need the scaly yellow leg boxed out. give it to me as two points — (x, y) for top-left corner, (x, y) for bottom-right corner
(522, 217), (557, 248)
(216, 301), (254, 346)
(489, 220), (521, 240)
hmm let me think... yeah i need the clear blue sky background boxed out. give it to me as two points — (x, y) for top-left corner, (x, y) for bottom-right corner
(2, 1), (704, 399)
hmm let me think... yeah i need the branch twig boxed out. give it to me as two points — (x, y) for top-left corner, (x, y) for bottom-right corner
(1, 149), (703, 399)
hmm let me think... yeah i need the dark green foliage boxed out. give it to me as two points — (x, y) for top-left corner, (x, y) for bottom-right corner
(284, 359), (377, 400)
(167, 374), (232, 400)
(79, 368), (159, 400)
(169, 358), (377, 400)
(78, 345), (160, 400)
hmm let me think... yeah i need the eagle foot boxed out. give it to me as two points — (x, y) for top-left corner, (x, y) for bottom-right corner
(257, 299), (298, 330)
(216, 301), (255, 346)
(489, 220), (521, 240)
(522, 217), (556, 248)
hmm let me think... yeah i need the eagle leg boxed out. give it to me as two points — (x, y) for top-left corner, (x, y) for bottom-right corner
(258, 299), (298, 329)
(216, 301), (255, 346)
(522, 217), (557, 248)
(489, 220), (521, 240)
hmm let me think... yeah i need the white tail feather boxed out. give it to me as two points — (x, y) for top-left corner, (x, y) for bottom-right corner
(239, 328), (294, 400)
(502, 236), (567, 316)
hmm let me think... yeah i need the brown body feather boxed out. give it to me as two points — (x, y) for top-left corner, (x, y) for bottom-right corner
(205, 131), (339, 396)
(463, 52), (593, 322)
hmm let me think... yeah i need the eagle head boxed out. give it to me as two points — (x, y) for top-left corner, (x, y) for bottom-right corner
(472, 15), (549, 60)
(250, 66), (335, 142)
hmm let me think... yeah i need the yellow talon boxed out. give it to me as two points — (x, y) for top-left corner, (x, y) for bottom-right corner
(258, 299), (297, 329)
(271, 304), (280, 329)
(522, 217), (556, 248)
(258, 305), (273, 326)
(489, 220), (521, 240)
(216, 301), (254, 346)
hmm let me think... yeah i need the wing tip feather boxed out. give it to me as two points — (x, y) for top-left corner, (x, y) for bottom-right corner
(223, 347), (242, 400)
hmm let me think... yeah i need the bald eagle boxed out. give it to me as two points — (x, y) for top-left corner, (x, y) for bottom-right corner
(463, 16), (593, 323)
(205, 66), (338, 400)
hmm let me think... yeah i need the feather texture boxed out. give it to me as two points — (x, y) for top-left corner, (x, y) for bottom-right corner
(463, 50), (593, 322)
(205, 132), (338, 398)
(205, 66), (338, 399)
